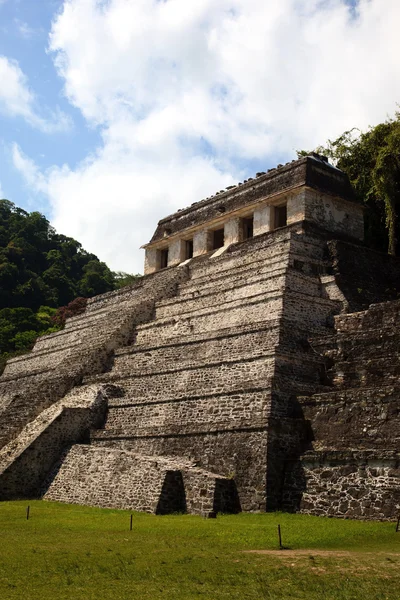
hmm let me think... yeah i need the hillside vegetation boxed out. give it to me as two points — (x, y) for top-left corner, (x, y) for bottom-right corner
(0, 199), (140, 366)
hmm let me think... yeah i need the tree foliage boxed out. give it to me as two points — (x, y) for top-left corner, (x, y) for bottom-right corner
(0, 200), (142, 364)
(52, 297), (88, 328)
(298, 113), (400, 255)
(0, 199), (119, 309)
(113, 271), (142, 289)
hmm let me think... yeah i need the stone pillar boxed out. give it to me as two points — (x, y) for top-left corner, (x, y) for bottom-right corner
(144, 248), (159, 275)
(254, 204), (273, 236)
(287, 190), (307, 226)
(193, 230), (213, 257)
(168, 239), (185, 266)
(224, 218), (241, 246)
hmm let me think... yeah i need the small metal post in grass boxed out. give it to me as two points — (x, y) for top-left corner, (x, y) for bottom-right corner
(26, 505), (30, 521)
(396, 516), (400, 532)
(130, 514), (133, 531)
(278, 524), (283, 549)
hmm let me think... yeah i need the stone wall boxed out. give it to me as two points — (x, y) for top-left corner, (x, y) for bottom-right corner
(0, 385), (108, 499)
(327, 240), (400, 312)
(282, 299), (400, 519)
(81, 223), (343, 512)
(43, 446), (238, 516)
(1, 219), (400, 518)
(284, 451), (400, 520)
(150, 156), (356, 244)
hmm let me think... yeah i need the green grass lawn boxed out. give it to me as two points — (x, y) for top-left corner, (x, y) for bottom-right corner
(0, 501), (399, 600)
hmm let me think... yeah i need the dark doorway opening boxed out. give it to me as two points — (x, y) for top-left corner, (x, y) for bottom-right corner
(242, 216), (254, 240)
(274, 205), (287, 229)
(156, 471), (187, 515)
(160, 248), (169, 269)
(185, 239), (193, 259)
(212, 228), (225, 250)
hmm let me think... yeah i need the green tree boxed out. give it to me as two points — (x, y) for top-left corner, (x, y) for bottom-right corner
(0, 198), (143, 369)
(112, 271), (142, 289)
(79, 260), (115, 297)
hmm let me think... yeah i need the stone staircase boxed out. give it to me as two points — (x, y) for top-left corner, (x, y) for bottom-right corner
(0, 267), (188, 450)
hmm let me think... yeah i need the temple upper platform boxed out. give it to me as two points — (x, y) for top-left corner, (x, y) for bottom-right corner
(143, 153), (364, 274)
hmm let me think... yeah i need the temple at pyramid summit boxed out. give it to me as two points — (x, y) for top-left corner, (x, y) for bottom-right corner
(1, 153), (400, 519)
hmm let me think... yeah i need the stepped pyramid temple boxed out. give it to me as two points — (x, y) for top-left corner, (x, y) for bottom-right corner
(1, 153), (400, 519)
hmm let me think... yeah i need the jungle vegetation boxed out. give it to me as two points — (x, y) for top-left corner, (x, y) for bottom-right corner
(0, 199), (140, 365)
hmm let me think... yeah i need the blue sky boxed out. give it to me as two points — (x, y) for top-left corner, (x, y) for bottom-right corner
(0, 0), (100, 214)
(0, 0), (398, 273)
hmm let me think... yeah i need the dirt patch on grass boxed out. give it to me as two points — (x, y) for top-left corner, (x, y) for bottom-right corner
(243, 550), (400, 557)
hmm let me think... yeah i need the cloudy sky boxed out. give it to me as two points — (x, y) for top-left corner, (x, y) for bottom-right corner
(0, 0), (399, 273)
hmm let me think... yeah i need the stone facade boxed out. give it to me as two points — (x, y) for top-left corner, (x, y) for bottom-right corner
(143, 154), (363, 275)
(0, 154), (399, 519)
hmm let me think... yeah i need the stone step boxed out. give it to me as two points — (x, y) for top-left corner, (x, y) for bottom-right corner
(32, 321), (110, 353)
(174, 258), (287, 301)
(184, 240), (328, 298)
(0, 368), (51, 396)
(155, 276), (288, 320)
(159, 268), (324, 322)
(181, 251), (289, 293)
(307, 327), (400, 362)
(331, 355), (400, 387)
(335, 331), (400, 359)
(33, 313), (134, 354)
(111, 324), (281, 377)
(91, 414), (268, 442)
(103, 389), (269, 433)
(2, 344), (79, 378)
(103, 356), (274, 403)
(63, 294), (151, 330)
(63, 307), (113, 330)
(299, 383), (400, 406)
(299, 385), (400, 452)
(136, 288), (338, 348)
(188, 234), (292, 282)
(335, 301), (400, 333)
(135, 296), (284, 345)
(43, 445), (234, 515)
(275, 292), (341, 329)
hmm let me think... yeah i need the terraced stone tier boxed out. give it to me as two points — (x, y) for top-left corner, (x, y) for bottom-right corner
(101, 356), (275, 402)
(0, 266), (189, 450)
(135, 297), (284, 345)
(90, 428), (268, 512)
(178, 256), (287, 299)
(111, 322), (282, 376)
(283, 450), (400, 520)
(103, 388), (269, 434)
(299, 385), (400, 452)
(43, 446), (239, 516)
(156, 273), (287, 320)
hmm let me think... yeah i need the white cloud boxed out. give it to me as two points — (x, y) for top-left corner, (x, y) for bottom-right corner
(0, 55), (71, 132)
(15, 19), (37, 40)
(11, 144), (48, 193)
(14, 0), (400, 273)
